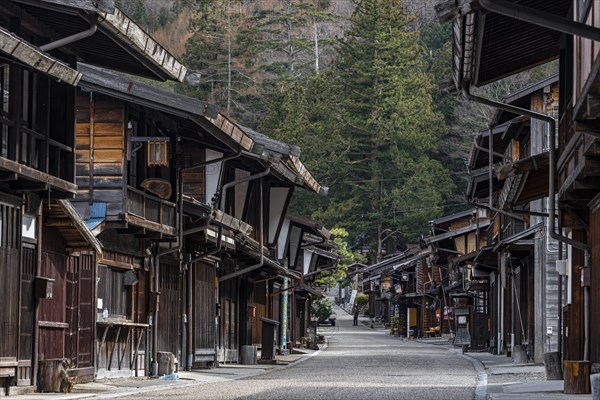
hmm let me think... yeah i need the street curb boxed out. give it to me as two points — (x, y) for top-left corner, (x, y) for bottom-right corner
(89, 343), (328, 399)
(451, 349), (488, 400)
(24, 346), (326, 400)
(279, 340), (328, 371)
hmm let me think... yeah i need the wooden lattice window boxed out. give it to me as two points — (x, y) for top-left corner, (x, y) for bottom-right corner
(147, 140), (168, 167)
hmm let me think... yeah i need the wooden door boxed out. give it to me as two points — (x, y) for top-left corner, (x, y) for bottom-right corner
(158, 263), (180, 356)
(193, 262), (215, 352)
(18, 243), (36, 385)
(39, 246), (67, 360)
(0, 201), (21, 359)
(65, 254), (95, 371)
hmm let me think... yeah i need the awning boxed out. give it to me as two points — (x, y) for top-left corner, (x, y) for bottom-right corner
(424, 220), (490, 245)
(362, 274), (381, 284)
(467, 170), (503, 202)
(288, 215), (332, 240)
(54, 199), (103, 254)
(39, 0), (115, 13)
(78, 64), (218, 118)
(473, 245), (498, 271)
(501, 152), (550, 205)
(390, 252), (430, 272)
(468, 118), (527, 170)
(493, 222), (543, 252)
(296, 283), (324, 299)
(361, 247), (423, 273)
(10, 1), (186, 81)
(0, 26), (81, 85)
(449, 251), (478, 266)
(305, 246), (339, 261)
(445, 0), (570, 88)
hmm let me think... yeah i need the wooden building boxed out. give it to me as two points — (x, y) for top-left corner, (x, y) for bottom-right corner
(424, 209), (491, 345)
(0, 0), (185, 391)
(437, 0), (600, 391)
(360, 248), (431, 334)
(277, 215), (338, 350)
(213, 122), (327, 363)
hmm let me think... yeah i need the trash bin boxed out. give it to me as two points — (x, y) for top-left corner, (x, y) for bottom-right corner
(260, 317), (280, 360)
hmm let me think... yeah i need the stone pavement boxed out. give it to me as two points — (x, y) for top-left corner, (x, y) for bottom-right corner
(460, 350), (592, 400)
(341, 301), (593, 400)
(6, 348), (323, 400)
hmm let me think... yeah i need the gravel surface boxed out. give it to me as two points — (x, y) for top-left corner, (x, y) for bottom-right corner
(122, 309), (477, 400)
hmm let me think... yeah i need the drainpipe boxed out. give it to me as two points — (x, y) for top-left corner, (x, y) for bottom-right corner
(161, 149), (242, 258)
(153, 149), (241, 372)
(152, 250), (159, 376)
(219, 178), (265, 282)
(219, 166), (271, 210)
(40, 17), (98, 52)
(488, 124), (494, 215)
(462, 84), (592, 360)
(473, 0), (600, 360)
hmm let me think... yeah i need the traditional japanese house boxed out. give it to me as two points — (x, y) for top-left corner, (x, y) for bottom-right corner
(72, 63), (248, 376)
(277, 215), (338, 350)
(360, 247), (430, 333)
(213, 121), (326, 363)
(0, 0), (185, 391)
(491, 76), (560, 363)
(436, 0), (600, 391)
(424, 209), (491, 349)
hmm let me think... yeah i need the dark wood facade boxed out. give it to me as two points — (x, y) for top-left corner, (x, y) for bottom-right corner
(0, 1), (329, 388)
(440, 0), (600, 390)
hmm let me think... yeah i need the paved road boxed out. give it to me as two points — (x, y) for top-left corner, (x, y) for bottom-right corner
(124, 307), (477, 400)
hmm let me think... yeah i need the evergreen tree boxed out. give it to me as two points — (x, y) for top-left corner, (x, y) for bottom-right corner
(249, 0), (339, 80)
(326, 0), (454, 261)
(181, 0), (262, 126)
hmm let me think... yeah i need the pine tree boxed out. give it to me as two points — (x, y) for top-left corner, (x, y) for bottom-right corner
(181, 0), (262, 126)
(249, 0), (339, 80)
(328, 0), (454, 261)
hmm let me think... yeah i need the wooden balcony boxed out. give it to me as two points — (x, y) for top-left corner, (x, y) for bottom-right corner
(125, 186), (176, 236)
(557, 131), (600, 208)
(0, 117), (75, 196)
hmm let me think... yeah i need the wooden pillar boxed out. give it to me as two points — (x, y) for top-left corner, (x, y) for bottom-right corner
(564, 229), (586, 361)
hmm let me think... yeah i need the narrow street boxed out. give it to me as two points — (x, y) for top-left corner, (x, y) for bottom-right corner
(123, 307), (477, 400)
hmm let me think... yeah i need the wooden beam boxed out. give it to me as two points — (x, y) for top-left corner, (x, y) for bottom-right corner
(0, 156), (76, 194)
(44, 218), (73, 227)
(125, 213), (176, 236)
(97, 257), (133, 270)
(0, 172), (17, 182)
(57, 199), (103, 254)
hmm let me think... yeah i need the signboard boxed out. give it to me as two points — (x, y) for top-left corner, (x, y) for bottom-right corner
(349, 289), (357, 308)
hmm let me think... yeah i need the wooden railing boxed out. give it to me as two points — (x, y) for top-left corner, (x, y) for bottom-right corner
(0, 115), (73, 182)
(126, 186), (176, 229)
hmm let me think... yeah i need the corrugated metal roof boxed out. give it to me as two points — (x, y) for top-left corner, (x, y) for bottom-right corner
(85, 201), (106, 231)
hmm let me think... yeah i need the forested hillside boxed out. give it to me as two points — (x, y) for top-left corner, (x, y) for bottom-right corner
(120, 0), (557, 261)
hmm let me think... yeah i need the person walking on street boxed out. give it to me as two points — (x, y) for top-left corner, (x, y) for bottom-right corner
(353, 305), (359, 326)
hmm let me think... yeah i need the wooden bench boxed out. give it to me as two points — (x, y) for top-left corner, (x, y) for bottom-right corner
(194, 348), (216, 366)
(0, 358), (18, 396)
